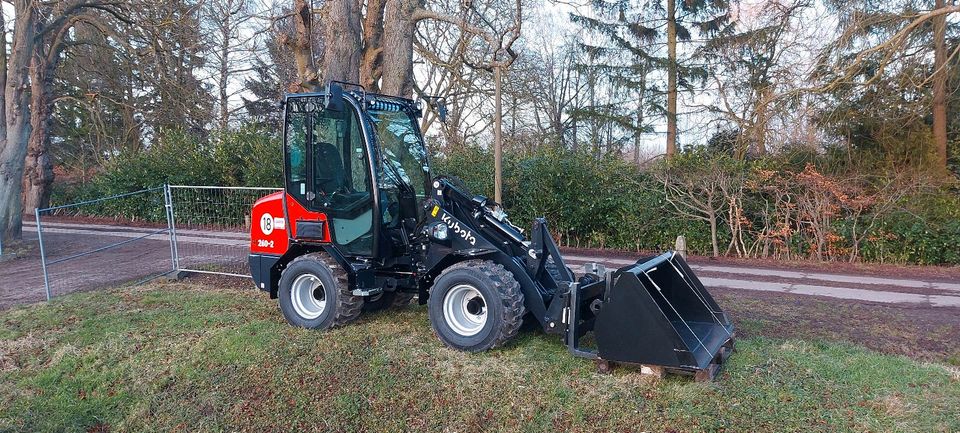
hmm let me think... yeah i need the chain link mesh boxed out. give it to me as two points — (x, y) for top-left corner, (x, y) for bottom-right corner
(168, 186), (281, 277)
(33, 187), (173, 301)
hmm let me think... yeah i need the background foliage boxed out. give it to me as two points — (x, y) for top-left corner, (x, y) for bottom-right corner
(54, 131), (960, 265)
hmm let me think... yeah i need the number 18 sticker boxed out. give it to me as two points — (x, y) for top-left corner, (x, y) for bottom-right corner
(260, 213), (275, 235)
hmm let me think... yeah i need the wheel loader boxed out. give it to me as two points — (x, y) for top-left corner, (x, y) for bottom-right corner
(248, 82), (735, 379)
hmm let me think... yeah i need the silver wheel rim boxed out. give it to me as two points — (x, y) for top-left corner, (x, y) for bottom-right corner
(291, 273), (326, 319)
(442, 284), (487, 336)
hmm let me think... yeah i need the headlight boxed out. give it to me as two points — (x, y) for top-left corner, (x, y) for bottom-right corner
(430, 223), (449, 240)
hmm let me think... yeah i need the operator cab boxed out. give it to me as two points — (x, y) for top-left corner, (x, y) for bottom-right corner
(282, 83), (432, 260)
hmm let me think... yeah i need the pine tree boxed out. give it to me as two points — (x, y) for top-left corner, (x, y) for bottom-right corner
(814, 0), (959, 171)
(571, 0), (733, 158)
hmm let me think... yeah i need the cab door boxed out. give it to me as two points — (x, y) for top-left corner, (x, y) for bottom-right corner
(284, 95), (377, 257)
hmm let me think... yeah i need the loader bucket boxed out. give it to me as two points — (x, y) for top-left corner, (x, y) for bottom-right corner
(593, 252), (734, 372)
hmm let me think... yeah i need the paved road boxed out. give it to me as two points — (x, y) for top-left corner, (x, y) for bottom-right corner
(18, 220), (960, 308)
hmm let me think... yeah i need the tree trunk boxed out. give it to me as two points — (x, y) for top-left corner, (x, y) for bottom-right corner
(665, 0), (678, 158)
(754, 87), (769, 157)
(494, 65), (503, 204)
(634, 84), (644, 164)
(360, 0), (386, 91)
(571, 119), (578, 151)
(709, 211), (719, 257)
(381, 0), (421, 97)
(0, 1), (38, 245)
(22, 58), (55, 213)
(588, 65), (597, 157)
(0, 10), (6, 127)
(217, 3), (232, 131)
(287, 0), (320, 91)
(322, 0), (361, 83)
(932, 0), (948, 171)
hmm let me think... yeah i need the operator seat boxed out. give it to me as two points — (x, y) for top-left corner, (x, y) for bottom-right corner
(314, 141), (345, 196)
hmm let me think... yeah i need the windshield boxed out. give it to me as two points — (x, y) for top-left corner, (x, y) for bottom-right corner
(369, 107), (430, 199)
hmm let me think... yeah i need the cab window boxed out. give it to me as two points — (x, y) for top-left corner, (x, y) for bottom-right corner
(285, 96), (374, 256)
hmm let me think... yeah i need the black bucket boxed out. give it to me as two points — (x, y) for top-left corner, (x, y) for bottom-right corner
(592, 252), (734, 371)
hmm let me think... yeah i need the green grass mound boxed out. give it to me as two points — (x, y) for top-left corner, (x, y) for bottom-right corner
(1, 283), (958, 432)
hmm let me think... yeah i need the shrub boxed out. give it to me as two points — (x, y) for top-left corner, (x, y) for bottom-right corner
(52, 132), (960, 265)
(434, 146), (715, 254)
(50, 128), (281, 222)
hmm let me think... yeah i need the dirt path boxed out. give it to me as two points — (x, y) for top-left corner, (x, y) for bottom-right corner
(1, 221), (246, 310)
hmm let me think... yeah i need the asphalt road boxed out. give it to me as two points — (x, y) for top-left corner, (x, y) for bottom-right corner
(7, 220), (960, 309)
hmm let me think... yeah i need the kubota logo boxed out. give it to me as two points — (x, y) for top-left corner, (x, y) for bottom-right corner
(440, 212), (476, 245)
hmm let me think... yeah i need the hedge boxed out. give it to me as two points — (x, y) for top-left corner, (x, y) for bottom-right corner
(53, 132), (960, 265)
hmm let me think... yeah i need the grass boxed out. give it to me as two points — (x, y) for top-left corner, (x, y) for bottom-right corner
(0, 282), (959, 433)
(712, 290), (960, 363)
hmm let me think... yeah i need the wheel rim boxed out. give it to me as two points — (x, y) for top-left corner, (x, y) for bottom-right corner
(291, 273), (326, 319)
(442, 284), (487, 336)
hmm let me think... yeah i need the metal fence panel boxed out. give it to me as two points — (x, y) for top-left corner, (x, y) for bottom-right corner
(167, 185), (281, 278)
(33, 187), (174, 301)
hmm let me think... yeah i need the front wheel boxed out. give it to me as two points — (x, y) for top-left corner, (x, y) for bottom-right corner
(428, 260), (525, 352)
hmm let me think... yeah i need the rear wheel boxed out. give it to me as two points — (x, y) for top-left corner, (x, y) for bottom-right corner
(278, 253), (361, 329)
(428, 260), (525, 352)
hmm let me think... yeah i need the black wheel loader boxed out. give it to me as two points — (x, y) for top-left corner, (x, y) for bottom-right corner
(248, 82), (735, 379)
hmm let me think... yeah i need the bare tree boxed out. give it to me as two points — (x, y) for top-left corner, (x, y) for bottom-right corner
(412, 11), (488, 146)
(520, 36), (585, 149)
(201, 0), (259, 130)
(23, 1), (129, 212)
(650, 152), (743, 257)
(2, 0), (129, 246)
(699, 0), (811, 158)
(127, 1), (211, 137)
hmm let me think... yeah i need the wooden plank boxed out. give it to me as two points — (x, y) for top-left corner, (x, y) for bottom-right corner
(695, 336), (736, 382)
(595, 359), (614, 374)
(695, 362), (721, 382)
(640, 364), (665, 378)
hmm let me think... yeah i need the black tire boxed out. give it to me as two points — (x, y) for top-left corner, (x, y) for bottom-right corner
(392, 292), (416, 307)
(362, 291), (416, 312)
(278, 253), (362, 329)
(428, 260), (525, 352)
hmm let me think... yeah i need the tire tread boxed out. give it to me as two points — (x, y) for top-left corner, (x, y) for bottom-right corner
(288, 252), (362, 327)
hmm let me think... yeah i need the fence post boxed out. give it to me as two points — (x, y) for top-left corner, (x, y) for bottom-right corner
(164, 184), (180, 273)
(675, 235), (687, 259)
(35, 208), (52, 301)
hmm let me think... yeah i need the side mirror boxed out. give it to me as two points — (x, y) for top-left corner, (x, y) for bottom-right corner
(325, 82), (344, 112)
